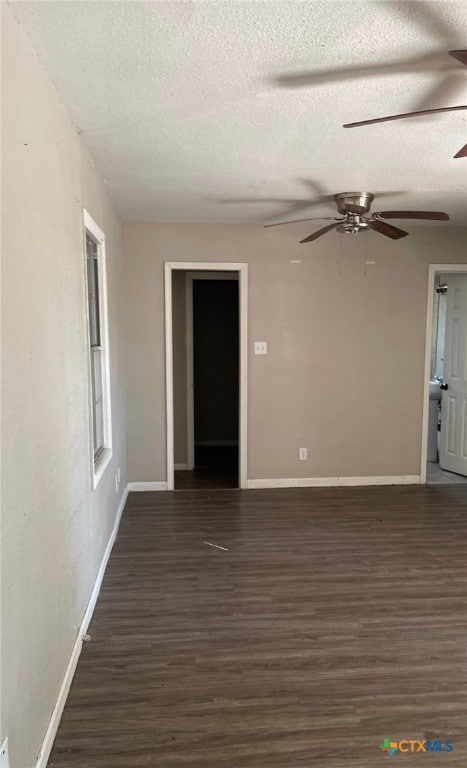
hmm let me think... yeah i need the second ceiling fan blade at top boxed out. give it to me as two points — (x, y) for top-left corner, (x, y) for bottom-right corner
(343, 105), (467, 129)
(449, 50), (467, 66)
(454, 143), (467, 158)
(343, 105), (467, 159)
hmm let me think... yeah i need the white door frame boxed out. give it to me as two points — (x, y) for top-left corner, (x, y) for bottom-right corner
(421, 263), (467, 482)
(165, 262), (248, 490)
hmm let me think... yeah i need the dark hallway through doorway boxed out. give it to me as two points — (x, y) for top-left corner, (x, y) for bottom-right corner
(173, 275), (239, 490)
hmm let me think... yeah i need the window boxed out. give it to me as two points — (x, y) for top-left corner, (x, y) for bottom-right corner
(83, 211), (112, 488)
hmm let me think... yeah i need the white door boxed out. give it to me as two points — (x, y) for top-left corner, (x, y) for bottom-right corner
(439, 275), (467, 475)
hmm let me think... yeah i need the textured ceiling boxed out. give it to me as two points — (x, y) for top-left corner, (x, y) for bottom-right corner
(10, 0), (467, 224)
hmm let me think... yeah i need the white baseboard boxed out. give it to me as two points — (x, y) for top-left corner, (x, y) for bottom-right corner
(127, 481), (168, 492)
(35, 484), (129, 768)
(174, 463), (188, 471)
(247, 475), (421, 489)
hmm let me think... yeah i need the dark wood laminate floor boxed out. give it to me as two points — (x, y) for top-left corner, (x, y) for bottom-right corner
(174, 446), (238, 490)
(48, 486), (467, 767)
(174, 468), (238, 490)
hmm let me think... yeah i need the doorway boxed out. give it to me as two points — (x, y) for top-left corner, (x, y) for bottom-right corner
(180, 272), (239, 489)
(422, 265), (467, 484)
(164, 262), (248, 491)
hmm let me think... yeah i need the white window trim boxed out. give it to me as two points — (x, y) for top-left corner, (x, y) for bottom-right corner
(83, 210), (113, 489)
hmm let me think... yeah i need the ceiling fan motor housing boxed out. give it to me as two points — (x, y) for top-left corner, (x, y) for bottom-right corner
(334, 192), (374, 215)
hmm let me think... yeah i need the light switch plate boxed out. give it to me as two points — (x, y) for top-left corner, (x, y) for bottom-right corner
(254, 341), (268, 355)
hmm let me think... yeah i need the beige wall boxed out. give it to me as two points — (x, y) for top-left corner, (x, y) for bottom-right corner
(1, 6), (127, 767)
(123, 221), (466, 483)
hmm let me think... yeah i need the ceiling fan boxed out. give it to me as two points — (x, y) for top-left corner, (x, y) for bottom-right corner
(265, 192), (450, 243)
(343, 50), (467, 158)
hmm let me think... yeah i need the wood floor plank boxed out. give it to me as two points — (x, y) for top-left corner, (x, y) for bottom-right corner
(48, 486), (467, 767)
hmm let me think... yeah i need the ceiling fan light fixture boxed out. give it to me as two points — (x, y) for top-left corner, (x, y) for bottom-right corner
(337, 217), (370, 234)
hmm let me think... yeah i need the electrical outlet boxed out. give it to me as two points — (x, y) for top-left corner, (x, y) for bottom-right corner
(299, 448), (307, 461)
(0, 738), (9, 768)
(254, 341), (268, 355)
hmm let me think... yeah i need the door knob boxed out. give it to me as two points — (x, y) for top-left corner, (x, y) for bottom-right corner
(440, 383), (449, 390)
